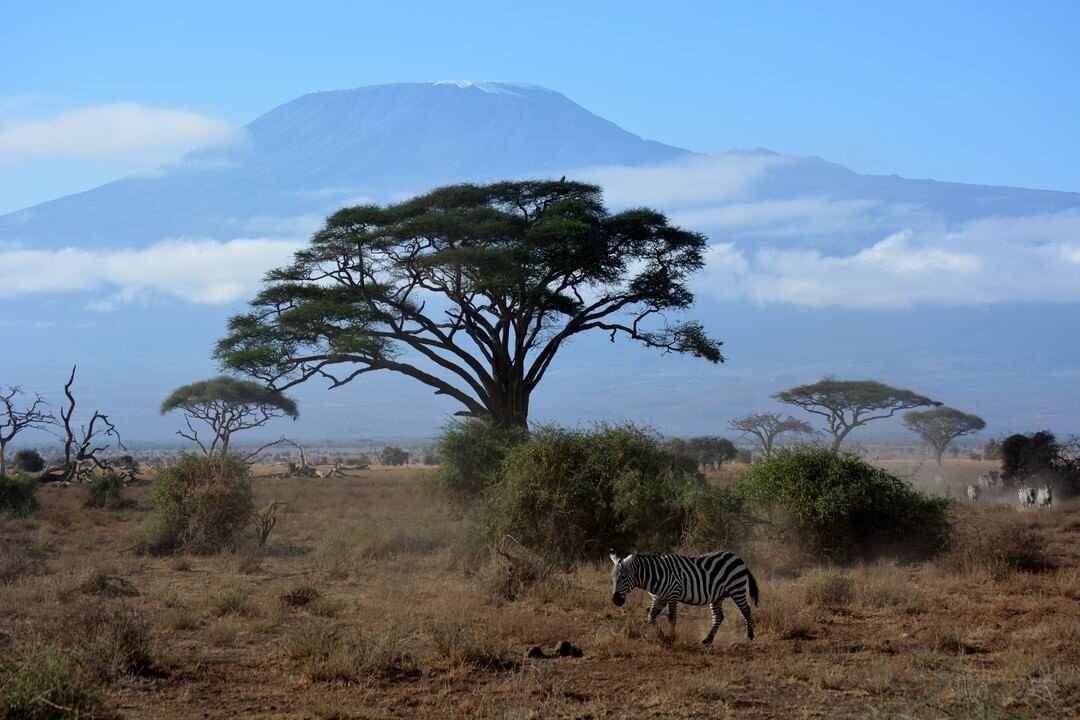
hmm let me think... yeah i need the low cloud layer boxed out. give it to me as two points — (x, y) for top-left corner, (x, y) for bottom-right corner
(0, 102), (242, 164)
(697, 212), (1080, 308)
(0, 238), (301, 308)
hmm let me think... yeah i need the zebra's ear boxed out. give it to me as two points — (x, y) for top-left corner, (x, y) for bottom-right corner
(608, 549), (620, 565)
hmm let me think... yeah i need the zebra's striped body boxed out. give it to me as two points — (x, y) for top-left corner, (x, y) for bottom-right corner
(1018, 485), (1036, 508)
(609, 549), (759, 644)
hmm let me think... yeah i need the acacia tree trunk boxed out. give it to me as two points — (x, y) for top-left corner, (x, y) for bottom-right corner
(0, 441), (7, 476)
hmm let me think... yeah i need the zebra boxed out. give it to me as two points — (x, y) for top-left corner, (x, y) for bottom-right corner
(1036, 484), (1053, 509)
(966, 484), (980, 503)
(609, 549), (759, 644)
(1018, 485), (1036, 508)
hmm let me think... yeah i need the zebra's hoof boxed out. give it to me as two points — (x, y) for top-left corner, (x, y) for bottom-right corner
(702, 637), (715, 646)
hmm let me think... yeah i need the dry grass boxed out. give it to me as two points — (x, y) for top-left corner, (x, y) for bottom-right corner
(0, 462), (1078, 718)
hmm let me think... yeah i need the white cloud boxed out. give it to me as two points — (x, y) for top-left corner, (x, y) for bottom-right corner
(0, 103), (243, 164)
(0, 238), (301, 307)
(696, 211), (1080, 308)
(576, 152), (789, 208)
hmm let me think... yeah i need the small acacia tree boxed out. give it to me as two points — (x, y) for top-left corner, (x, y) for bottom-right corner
(215, 180), (723, 429)
(903, 407), (986, 464)
(775, 378), (940, 453)
(0, 386), (52, 476)
(728, 412), (814, 458)
(160, 376), (299, 457)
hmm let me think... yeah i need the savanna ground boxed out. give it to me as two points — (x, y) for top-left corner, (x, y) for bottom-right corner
(2, 460), (1078, 719)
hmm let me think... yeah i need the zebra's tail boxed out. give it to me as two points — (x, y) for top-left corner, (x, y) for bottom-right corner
(747, 568), (760, 606)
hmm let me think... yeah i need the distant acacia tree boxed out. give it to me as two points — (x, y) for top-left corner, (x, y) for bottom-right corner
(775, 378), (940, 453)
(215, 181), (723, 429)
(0, 386), (52, 476)
(664, 436), (737, 470)
(902, 407), (986, 464)
(379, 446), (409, 466)
(983, 438), (1003, 461)
(160, 376), (299, 457)
(728, 412), (814, 458)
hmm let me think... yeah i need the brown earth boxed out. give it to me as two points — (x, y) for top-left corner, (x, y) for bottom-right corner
(2, 461), (1078, 719)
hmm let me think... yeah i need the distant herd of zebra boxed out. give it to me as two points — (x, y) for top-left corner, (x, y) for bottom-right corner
(963, 470), (1053, 509)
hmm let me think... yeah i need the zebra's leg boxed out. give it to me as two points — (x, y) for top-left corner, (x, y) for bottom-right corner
(667, 600), (678, 640)
(732, 593), (754, 641)
(702, 599), (724, 645)
(646, 595), (663, 625)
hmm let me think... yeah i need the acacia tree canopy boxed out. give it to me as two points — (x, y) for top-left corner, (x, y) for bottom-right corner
(775, 378), (940, 453)
(214, 180), (723, 428)
(902, 407), (986, 464)
(728, 412), (814, 458)
(160, 376), (299, 456)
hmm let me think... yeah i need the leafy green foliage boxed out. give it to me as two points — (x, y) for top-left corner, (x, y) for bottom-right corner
(903, 407), (986, 464)
(12, 449), (45, 473)
(0, 474), (37, 517)
(477, 424), (726, 565)
(435, 418), (526, 502)
(734, 447), (951, 560)
(135, 455), (254, 555)
(215, 180), (722, 428)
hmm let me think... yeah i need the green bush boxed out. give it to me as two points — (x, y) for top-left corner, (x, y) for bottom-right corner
(84, 471), (126, 509)
(0, 474), (38, 517)
(135, 455), (254, 555)
(733, 446), (951, 561)
(478, 424), (709, 565)
(435, 418), (526, 502)
(12, 449), (45, 473)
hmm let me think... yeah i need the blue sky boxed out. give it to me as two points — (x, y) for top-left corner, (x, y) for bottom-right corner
(3, 1), (1079, 214)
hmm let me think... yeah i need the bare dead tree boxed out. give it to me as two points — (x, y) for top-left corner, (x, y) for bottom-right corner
(0, 385), (53, 476)
(728, 412), (815, 458)
(40, 366), (126, 483)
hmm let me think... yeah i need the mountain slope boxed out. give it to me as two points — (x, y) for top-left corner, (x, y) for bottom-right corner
(0, 82), (690, 248)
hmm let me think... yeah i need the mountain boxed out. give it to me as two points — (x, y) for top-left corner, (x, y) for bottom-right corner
(0, 82), (690, 248)
(2, 81), (1079, 442)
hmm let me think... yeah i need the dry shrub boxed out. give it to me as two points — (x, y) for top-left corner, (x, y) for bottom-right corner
(753, 579), (818, 640)
(283, 622), (419, 683)
(207, 587), (257, 618)
(83, 471), (127, 509)
(803, 568), (855, 608)
(426, 618), (514, 670)
(160, 607), (200, 632)
(76, 569), (139, 598)
(207, 619), (241, 647)
(235, 546), (263, 574)
(281, 581), (321, 608)
(0, 537), (45, 585)
(0, 646), (104, 720)
(251, 500), (283, 547)
(479, 537), (559, 602)
(135, 454), (253, 556)
(854, 561), (918, 609)
(358, 529), (445, 560)
(940, 509), (1055, 579)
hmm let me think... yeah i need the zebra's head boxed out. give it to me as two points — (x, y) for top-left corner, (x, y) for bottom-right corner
(609, 549), (635, 606)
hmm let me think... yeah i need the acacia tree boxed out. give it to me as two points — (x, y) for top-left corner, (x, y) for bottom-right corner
(160, 376), (299, 457)
(728, 412), (814, 458)
(775, 378), (940, 453)
(664, 436), (737, 470)
(215, 181), (723, 429)
(41, 366), (125, 483)
(902, 407), (986, 464)
(0, 386), (52, 476)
